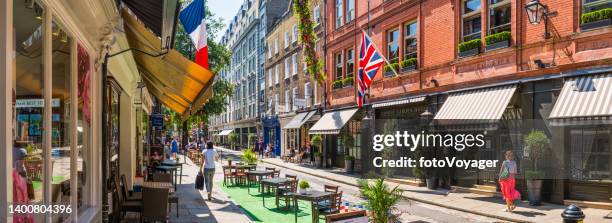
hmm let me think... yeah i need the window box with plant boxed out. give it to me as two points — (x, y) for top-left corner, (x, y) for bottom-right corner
(485, 31), (511, 51)
(384, 63), (399, 77)
(343, 75), (354, 87)
(580, 8), (612, 31)
(458, 38), (481, 58)
(332, 79), (344, 89)
(400, 57), (417, 73)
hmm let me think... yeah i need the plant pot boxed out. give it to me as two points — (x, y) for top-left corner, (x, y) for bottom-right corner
(227, 160), (232, 166)
(580, 19), (612, 31)
(526, 179), (542, 206)
(314, 156), (322, 168)
(485, 40), (509, 51)
(344, 159), (354, 173)
(384, 70), (394, 77)
(426, 178), (438, 190)
(400, 64), (416, 73)
(458, 48), (479, 58)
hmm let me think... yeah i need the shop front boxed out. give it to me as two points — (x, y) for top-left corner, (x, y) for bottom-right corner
(282, 110), (316, 157)
(309, 108), (361, 168)
(262, 115), (281, 156)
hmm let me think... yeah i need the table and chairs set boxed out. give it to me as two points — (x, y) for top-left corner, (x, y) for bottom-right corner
(222, 163), (344, 223)
(115, 158), (183, 222)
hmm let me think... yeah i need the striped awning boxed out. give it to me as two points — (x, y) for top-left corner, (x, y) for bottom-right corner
(372, 96), (426, 108)
(218, 129), (234, 136)
(549, 73), (612, 119)
(434, 85), (517, 120)
(283, 111), (316, 129)
(309, 108), (359, 135)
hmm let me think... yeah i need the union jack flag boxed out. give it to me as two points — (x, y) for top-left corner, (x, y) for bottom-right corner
(357, 31), (384, 108)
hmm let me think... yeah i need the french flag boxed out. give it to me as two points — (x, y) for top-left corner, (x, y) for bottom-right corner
(179, 0), (209, 69)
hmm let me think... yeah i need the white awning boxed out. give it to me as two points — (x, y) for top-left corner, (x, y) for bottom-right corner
(218, 129), (234, 136)
(372, 96), (426, 108)
(549, 73), (612, 119)
(434, 85), (517, 120)
(309, 108), (359, 135)
(283, 111), (316, 129)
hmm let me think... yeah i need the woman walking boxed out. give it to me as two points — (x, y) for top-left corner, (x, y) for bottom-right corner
(201, 141), (219, 201)
(499, 150), (521, 212)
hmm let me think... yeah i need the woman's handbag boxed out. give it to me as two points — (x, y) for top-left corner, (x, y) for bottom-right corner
(499, 163), (510, 180)
(195, 171), (204, 190)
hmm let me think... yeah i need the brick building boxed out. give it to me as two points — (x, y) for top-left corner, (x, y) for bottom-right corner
(263, 0), (326, 157)
(312, 0), (612, 205)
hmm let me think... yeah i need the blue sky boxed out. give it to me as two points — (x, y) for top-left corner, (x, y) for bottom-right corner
(208, 0), (243, 41)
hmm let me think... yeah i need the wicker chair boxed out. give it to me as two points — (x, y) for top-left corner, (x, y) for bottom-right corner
(142, 187), (169, 223)
(151, 173), (178, 217)
(121, 175), (141, 201)
(113, 178), (142, 221)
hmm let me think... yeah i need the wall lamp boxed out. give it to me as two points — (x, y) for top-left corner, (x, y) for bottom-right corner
(525, 0), (551, 39)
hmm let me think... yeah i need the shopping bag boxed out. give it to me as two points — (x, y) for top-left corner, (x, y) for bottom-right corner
(195, 171), (204, 190)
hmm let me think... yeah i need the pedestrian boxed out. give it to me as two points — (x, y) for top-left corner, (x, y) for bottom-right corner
(499, 150), (520, 212)
(200, 141), (219, 201)
(171, 137), (179, 160)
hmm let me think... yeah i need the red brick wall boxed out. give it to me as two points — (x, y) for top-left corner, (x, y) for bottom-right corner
(324, 0), (612, 108)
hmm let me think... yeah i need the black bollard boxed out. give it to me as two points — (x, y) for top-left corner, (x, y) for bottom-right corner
(561, 204), (585, 223)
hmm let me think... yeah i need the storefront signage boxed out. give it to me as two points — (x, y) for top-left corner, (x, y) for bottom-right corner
(456, 55), (512, 74)
(151, 114), (164, 128)
(16, 99), (60, 108)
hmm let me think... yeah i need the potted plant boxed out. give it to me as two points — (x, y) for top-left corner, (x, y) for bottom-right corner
(332, 79), (343, 89)
(358, 178), (403, 223)
(344, 155), (355, 173)
(227, 156), (233, 166)
(299, 180), (310, 194)
(343, 75), (354, 87)
(400, 58), (418, 73)
(458, 38), (481, 58)
(485, 31), (511, 51)
(228, 132), (238, 151)
(580, 8), (612, 31)
(384, 63), (399, 77)
(241, 148), (258, 165)
(310, 134), (323, 167)
(247, 133), (257, 149)
(523, 129), (550, 206)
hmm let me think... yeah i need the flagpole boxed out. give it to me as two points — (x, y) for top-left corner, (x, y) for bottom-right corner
(361, 30), (399, 77)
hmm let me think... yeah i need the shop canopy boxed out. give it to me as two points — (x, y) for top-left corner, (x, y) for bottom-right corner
(434, 85), (517, 120)
(309, 108), (359, 135)
(372, 96), (426, 108)
(218, 129), (234, 136)
(122, 9), (214, 116)
(549, 73), (612, 124)
(283, 111), (317, 129)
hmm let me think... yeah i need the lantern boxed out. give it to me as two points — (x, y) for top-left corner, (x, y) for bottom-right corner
(525, 0), (546, 25)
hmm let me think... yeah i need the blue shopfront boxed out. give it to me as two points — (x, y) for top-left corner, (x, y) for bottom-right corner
(262, 115), (281, 157)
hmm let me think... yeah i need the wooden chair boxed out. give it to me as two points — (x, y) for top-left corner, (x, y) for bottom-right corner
(285, 174), (297, 181)
(142, 187), (169, 223)
(277, 179), (298, 209)
(234, 168), (247, 185)
(222, 166), (236, 186)
(324, 185), (339, 194)
(317, 191), (343, 222)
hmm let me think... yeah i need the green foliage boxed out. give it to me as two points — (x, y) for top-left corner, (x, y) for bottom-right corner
(294, 0), (325, 85)
(313, 151), (322, 157)
(412, 167), (425, 179)
(248, 133), (258, 142)
(458, 38), (481, 52)
(228, 132), (238, 144)
(241, 148), (258, 164)
(582, 8), (612, 24)
(345, 155), (355, 161)
(343, 75), (354, 86)
(400, 58), (418, 68)
(332, 79), (344, 89)
(384, 63), (399, 73)
(485, 31), (511, 45)
(524, 129), (550, 157)
(299, 180), (310, 189)
(525, 170), (545, 180)
(342, 133), (355, 148)
(358, 178), (403, 223)
(227, 156), (233, 161)
(310, 135), (322, 146)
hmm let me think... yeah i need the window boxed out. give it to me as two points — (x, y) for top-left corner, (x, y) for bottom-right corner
(335, 0), (343, 28)
(292, 54), (298, 75)
(292, 24), (298, 43)
(274, 93), (279, 114)
(582, 0), (611, 13)
(268, 69), (273, 87)
(404, 21), (418, 59)
(268, 44), (272, 58)
(285, 90), (290, 112)
(570, 128), (611, 180)
(346, 0), (355, 22)
(387, 28), (400, 62)
(292, 87), (298, 110)
(489, 0), (511, 34)
(314, 5), (321, 25)
(275, 65), (279, 84)
(346, 49), (354, 77)
(462, 0), (481, 41)
(335, 52), (343, 80)
(284, 31), (289, 48)
(285, 58), (290, 79)
(274, 38), (279, 54)
(314, 84), (318, 104)
(305, 83), (311, 106)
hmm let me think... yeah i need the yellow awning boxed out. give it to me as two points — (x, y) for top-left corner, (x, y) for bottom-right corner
(122, 9), (214, 115)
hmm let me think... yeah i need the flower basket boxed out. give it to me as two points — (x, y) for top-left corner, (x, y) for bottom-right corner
(458, 38), (481, 58)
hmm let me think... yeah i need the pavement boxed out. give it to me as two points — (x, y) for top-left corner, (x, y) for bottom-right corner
(216, 147), (611, 223)
(122, 154), (253, 223)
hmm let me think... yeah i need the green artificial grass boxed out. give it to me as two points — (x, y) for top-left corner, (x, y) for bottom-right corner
(218, 183), (316, 223)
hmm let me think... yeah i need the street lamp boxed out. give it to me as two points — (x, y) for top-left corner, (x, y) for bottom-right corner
(525, 0), (551, 39)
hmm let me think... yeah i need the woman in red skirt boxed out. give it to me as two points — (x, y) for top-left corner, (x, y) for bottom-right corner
(499, 150), (521, 212)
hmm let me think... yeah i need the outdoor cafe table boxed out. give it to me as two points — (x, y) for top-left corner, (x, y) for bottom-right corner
(260, 178), (289, 208)
(155, 165), (179, 191)
(222, 164), (256, 170)
(161, 159), (184, 184)
(292, 190), (333, 223)
(135, 181), (174, 193)
(246, 170), (273, 193)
